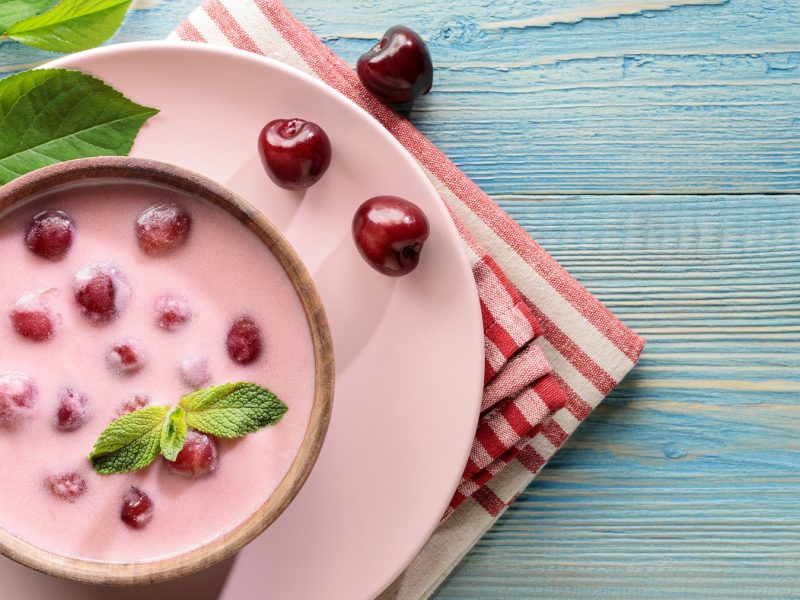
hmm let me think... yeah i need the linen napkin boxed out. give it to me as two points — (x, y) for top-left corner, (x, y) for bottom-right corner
(170, 2), (645, 597)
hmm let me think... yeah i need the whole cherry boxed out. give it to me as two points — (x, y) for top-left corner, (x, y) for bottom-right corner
(10, 291), (60, 342)
(258, 118), (332, 190)
(352, 196), (430, 276)
(165, 430), (218, 478)
(135, 203), (192, 256)
(357, 26), (433, 109)
(120, 486), (154, 529)
(72, 262), (130, 323)
(24, 210), (75, 260)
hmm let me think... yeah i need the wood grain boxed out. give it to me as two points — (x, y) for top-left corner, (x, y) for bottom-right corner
(1, 0), (798, 597)
(431, 194), (800, 598)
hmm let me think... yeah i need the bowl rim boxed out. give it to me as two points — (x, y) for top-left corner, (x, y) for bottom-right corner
(0, 156), (335, 585)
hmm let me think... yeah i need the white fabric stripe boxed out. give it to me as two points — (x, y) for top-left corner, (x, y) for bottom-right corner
(462, 241), (481, 266)
(470, 437), (493, 469)
(552, 404), (582, 434)
(456, 479), (480, 497)
(493, 306), (534, 347)
(472, 262), (530, 347)
(528, 432), (558, 460)
(422, 167), (635, 382)
(484, 337), (506, 373)
(536, 337), (606, 409)
(485, 411), (518, 450)
(218, 0), (313, 74)
(514, 386), (549, 425)
(183, 6), (231, 46)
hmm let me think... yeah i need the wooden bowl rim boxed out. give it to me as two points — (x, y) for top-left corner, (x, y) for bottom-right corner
(0, 157), (335, 585)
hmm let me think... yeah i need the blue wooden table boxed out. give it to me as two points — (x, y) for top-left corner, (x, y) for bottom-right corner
(2, 0), (799, 597)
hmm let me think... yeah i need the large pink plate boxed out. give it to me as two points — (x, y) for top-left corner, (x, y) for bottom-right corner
(0, 42), (483, 599)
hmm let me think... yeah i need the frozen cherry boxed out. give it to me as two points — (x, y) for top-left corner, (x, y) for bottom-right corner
(180, 356), (211, 389)
(154, 293), (192, 331)
(55, 388), (92, 431)
(166, 430), (218, 478)
(352, 195), (430, 276)
(45, 473), (87, 502)
(107, 339), (145, 376)
(357, 26), (433, 108)
(120, 486), (154, 529)
(135, 203), (191, 256)
(0, 373), (37, 428)
(24, 210), (75, 260)
(258, 118), (332, 190)
(10, 292), (60, 341)
(226, 316), (263, 364)
(73, 262), (130, 323)
(117, 394), (150, 416)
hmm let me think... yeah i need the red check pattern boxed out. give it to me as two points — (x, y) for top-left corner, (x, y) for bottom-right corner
(171, 2), (645, 595)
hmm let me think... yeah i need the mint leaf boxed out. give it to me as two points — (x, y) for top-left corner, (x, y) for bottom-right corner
(0, 69), (158, 184)
(89, 406), (169, 475)
(160, 406), (188, 462)
(6, 0), (131, 53)
(0, 0), (53, 32)
(180, 383), (288, 439)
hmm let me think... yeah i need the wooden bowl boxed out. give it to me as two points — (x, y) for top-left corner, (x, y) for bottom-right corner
(0, 157), (334, 585)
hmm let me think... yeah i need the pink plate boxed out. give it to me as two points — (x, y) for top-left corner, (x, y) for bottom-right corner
(0, 42), (483, 599)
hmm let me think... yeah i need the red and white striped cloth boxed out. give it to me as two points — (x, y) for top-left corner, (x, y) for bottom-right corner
(171, 2), (645, 597)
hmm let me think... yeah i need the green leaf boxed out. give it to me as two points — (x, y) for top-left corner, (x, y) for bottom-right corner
(0, 68), (158, 185)
(160, 406), (188, 462)
(89, 405), (169, 475)
(0, 0), (53, 32)
(6, 0), (131, 53)
(180, 383), (288, 439)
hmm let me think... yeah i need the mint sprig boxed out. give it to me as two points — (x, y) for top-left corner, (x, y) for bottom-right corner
(0, 69), (158, 185)
(180, 382), (288, 439)
(89, 406), (169, 475)
(89, 383), (288, 475)
(2, 0), (132, 53)
(160, 407), (188, 462)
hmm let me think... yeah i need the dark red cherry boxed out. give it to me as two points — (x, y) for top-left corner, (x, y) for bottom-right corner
(72, 262), (130, 323)
(120, 486), (154, 529)
(24, 210), (75, 260)
(55, 387), (92, 431)
(352, 196), (430, 276)
(106, 339), (146, 376)
(258, 118), (332, 190)
(357, 26), (433, 108)
(166, 430), (218, 478)
(10, 292), (60, 341)
(135, 204), (191, 256)
(226, 316), (263, 364)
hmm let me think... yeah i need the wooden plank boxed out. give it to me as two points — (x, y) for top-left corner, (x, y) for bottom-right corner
(437, 192), (800, 598)
(289, 0), (800, 195)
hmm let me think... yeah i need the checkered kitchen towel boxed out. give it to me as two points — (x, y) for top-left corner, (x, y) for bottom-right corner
(171, 2), (645, 597)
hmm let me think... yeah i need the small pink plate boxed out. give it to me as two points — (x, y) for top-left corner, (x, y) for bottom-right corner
(0, 42), (483, 599)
